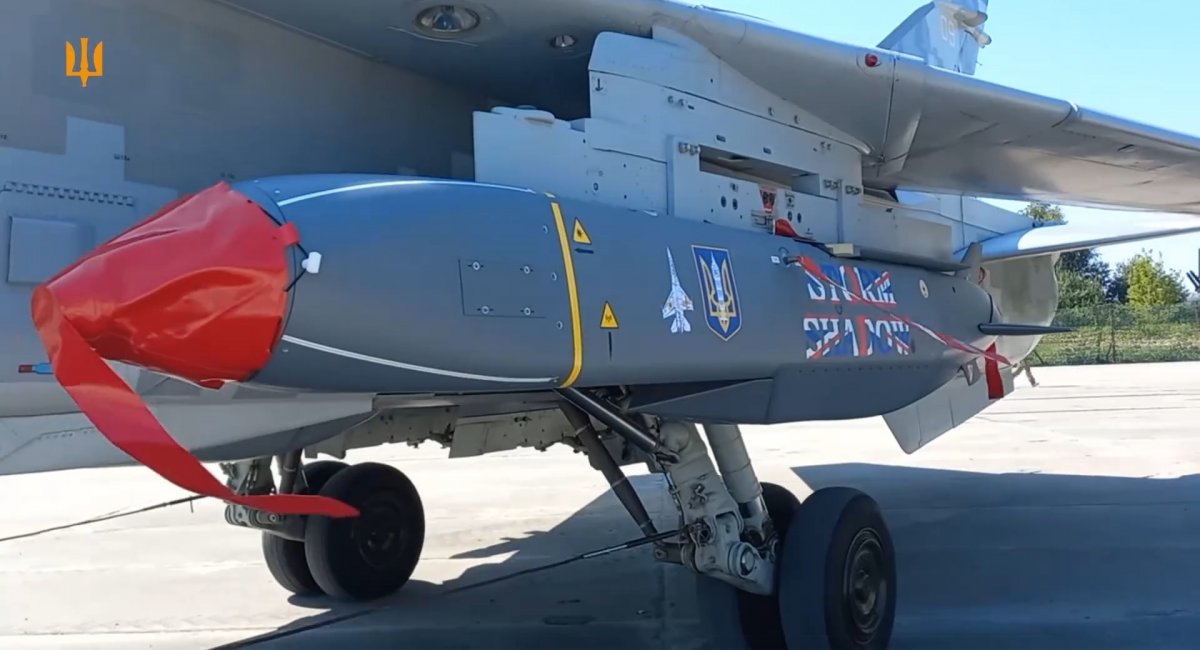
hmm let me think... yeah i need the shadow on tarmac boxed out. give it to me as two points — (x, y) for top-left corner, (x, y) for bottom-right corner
(223, 464), (1200, 650)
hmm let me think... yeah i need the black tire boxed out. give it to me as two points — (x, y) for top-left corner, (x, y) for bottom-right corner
(261, 460), (349, 596)
(304, 462), (425, 601)
(695, 482), (803, 649)
(778, 488), (896, 650)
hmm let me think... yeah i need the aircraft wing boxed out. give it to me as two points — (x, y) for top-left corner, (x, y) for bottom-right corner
(222, 0), (1200, 215)
(866, 74), (1200, 215)
(966, 215), (1200, 262)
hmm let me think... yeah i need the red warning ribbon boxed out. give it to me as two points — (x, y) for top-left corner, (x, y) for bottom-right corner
(31, 183), (357, 518)
(796, 255), (1011, 367)
(983, 343), (1005, 399)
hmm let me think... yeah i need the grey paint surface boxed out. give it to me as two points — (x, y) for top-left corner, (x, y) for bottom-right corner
(0, 0), (1189, 480)
(222, 0), (1200, 214)
(242, 174), (995, 423)
(2, 0), (479, 190)
(0, 0), (480, 419)
(1, 363), (1196, 649)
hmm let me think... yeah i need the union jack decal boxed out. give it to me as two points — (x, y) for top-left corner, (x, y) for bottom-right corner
(804, 316), (913, 359)
(796, 256), (1009, 367)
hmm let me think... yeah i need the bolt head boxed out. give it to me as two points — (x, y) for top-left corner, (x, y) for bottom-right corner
(738, 546), (757, 575)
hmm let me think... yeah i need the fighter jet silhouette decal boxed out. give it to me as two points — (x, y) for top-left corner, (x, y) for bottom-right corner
(662, 248), (694, 334)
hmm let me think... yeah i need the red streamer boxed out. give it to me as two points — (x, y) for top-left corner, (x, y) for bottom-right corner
(31, 183), (356, 518)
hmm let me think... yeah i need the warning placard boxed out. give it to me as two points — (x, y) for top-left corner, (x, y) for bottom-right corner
(573, 219), (592, 245)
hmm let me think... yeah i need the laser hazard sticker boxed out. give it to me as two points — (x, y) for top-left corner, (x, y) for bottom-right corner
(600, 301), (619, 329)
(662, 249), (694, 334)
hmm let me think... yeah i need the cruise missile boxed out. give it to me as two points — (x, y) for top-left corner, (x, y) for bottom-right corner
(32, 174), (1008, 514)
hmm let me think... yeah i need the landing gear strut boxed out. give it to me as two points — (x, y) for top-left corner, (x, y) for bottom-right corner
(558, 388), (897, 649)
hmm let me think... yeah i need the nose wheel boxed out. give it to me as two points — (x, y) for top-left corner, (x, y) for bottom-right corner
(697, 486), (896, 649)
(259, 461), (425, 601)
(305, 462), (426, 601)
(260, 460), (349, 596)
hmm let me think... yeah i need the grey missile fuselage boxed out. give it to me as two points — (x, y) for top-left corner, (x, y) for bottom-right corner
(240, 174), (997, 424)
(0, 0), (1195, 480)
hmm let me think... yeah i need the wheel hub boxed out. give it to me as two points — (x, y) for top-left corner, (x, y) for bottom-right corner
(352, 497), (409, 568)
(843, 527), (887, 642)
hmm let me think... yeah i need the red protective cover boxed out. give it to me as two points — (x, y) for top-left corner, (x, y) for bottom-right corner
(31, 182), (357, 517)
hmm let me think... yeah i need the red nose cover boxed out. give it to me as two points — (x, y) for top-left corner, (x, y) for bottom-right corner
(31, 182), (357, 518)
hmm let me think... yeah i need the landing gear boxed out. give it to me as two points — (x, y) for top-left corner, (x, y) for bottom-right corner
(556, 388), (896, 650)
(699, 486), (896, 649)
(305, 462), (425, 600)
(261, 459), (348, 596)
(696, 482), (802, 649)
(777, 488), (895, 650)
(247, 459), (426, 601)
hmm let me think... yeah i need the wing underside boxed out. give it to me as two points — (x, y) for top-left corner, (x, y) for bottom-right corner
(221, 0), (1200, 216)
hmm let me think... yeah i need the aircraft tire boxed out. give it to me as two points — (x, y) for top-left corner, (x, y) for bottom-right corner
(694, 482), (803, 649)
(304, 462), (425, 601)
(778, 487), (896, 650)
(261, 460), (349, 596)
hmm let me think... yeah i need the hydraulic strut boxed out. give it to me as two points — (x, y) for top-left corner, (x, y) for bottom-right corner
(555, 388), (679, 463)
(560, 402), (658, 538)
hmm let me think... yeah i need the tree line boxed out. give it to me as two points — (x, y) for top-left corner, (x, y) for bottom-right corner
(1022, 202), (1194, 309)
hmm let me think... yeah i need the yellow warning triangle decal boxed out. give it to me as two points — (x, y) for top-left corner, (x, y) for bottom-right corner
(573, 219), (592, 245)
(600, 301), (619, 329)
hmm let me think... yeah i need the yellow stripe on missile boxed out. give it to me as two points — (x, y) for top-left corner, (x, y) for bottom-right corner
(551, 201), (582, 387)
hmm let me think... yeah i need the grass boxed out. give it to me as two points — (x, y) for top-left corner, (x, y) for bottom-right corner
(1034, 305), (1200, 365)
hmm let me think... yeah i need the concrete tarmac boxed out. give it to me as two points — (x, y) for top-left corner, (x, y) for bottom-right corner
(1, 362), (1198, 649)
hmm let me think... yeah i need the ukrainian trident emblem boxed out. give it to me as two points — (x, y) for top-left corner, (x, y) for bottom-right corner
(66, 38), (104, 88)
(692, 245), (742, 340)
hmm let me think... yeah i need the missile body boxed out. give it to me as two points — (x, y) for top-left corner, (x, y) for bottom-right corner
(30, 174), (1006, 514)
(41, 174), (1001, 425)
(236, 175), (996, 421)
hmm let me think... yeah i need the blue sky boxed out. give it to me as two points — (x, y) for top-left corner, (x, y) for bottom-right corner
(700, 0), (1200, 281)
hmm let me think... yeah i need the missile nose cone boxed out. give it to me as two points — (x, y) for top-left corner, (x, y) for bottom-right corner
(30, 182), (358, 518)
(33, 182), (295, 388)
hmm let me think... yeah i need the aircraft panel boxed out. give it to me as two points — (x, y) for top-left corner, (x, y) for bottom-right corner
(222, 0), (1200, 216)
(1, 0), (485, 420)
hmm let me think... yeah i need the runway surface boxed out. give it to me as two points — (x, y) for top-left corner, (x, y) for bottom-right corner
(1, 362), (1198, 649)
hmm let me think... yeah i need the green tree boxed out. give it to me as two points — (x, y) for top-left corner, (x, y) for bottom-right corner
(1057, 269), (1105, 308)
(1021, 201), (1114, 307)
(1022, 201), (1065, 225)
(1125, 250), (1188, 306)
(1108, 260), (1130, 303)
